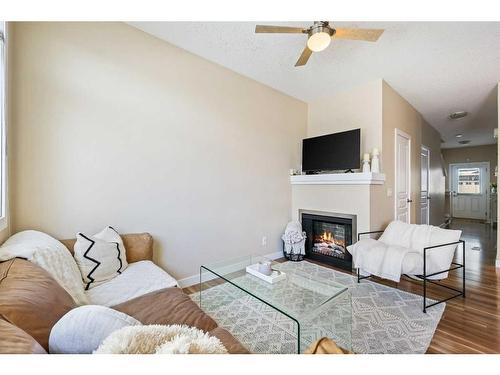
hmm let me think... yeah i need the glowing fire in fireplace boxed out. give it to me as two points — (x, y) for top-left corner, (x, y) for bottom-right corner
(313, 229), (346, 259)
(317, 231), (345, 247)
(322, 231), (333, 242)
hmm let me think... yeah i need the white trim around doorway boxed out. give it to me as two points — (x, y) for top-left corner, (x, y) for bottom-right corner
(421, 145), (431, 225)
(449, 161), (491, 221)
(394, 128), (412, 222)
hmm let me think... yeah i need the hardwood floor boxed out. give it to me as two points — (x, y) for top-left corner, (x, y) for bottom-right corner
(426, 219), (499, 353)
(184, 219), (500, 353)
(307, 219), (500, 353)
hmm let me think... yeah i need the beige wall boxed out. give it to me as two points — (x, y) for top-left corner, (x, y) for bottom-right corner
(9, 22), (307, 280)
(306, 80), (444, 230)
(442, 144), (497, 190)
(498, 82), (500, 264)
(376, 82), (445, 228)
(379, 81), (422, 226)
(304, 79), (392, 231)
(307, 79), (383, 159)
(421, 121), (446, 226)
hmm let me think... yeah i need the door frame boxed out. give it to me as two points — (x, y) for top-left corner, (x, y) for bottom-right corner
(394, 128), (412, 222)
(421, 145), (430, 225)
(449, 161), (490, 220)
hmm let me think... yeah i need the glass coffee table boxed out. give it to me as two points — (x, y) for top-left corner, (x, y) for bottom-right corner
(199, 256), (352, 354)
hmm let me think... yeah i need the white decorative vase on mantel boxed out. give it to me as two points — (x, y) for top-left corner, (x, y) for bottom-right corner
(362, 153), (371, 173)
(371, 148), (380, 173)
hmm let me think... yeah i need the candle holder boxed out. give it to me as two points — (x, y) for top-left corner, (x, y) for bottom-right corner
(371, 148), (380, 173)
(362, 153), (371, 173)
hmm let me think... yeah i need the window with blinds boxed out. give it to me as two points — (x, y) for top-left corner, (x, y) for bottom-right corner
(0, 22), (7, 228)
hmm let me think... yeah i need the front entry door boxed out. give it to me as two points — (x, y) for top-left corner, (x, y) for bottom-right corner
(420, 146), (430, 224)
(395, 130), (411, 223)
(450, 162), (489, 220)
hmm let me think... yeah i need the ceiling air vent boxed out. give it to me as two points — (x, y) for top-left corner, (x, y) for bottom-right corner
(448, 111), (468, 120)
(458, 140), (471, 145)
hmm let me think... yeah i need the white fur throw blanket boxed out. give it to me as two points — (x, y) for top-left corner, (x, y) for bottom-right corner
(94, 325), (228, 354)
(0, 230), (89, 305)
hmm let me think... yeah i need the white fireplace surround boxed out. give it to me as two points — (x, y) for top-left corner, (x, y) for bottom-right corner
(291, 174), (383, 241)
(298, 210), (357, 244)
(290, 172), (385, 185)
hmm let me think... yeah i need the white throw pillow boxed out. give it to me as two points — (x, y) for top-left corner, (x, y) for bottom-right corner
(0, 230), (89, 306)
(49, 305), (141, 354)
(378, 220), (414, 248)
(74, 227), (128, 290)
(426, 226), (462, 278)
(94, 226), (128, 269)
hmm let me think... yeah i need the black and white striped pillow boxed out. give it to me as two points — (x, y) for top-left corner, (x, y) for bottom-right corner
(74, 227), (128, 290)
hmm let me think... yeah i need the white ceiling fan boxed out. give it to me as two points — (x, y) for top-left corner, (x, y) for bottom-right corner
(255, 21), (384, 66)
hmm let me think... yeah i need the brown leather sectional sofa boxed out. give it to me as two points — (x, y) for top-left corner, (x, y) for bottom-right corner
(0, 233), (248, 354)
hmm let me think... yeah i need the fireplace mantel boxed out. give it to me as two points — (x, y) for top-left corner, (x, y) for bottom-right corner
(290, 172), (385, 185)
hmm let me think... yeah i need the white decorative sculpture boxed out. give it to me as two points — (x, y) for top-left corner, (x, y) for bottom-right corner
(281, 221), (306, 261)
(371, 148), (380, 173)
(362, 153), (371, 173)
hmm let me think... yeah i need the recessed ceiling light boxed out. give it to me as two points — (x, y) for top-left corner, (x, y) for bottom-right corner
(458, 140), (471, 145)
(448, 111), (468, 120)
(455, 134), (463, 138)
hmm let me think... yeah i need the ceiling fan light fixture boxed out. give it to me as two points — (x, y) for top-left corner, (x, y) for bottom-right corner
(254, 21), (384, 67)
(448, 111), (468, 120)
(307, 31), (331, 52)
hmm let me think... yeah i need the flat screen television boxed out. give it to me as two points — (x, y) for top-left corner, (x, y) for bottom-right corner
(302, 129), (360, 173)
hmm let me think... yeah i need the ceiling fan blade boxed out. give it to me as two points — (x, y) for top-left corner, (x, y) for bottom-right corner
(295, 46), (313, 67)
(255, 25), (305, 34)
(334, 28), (384, 42)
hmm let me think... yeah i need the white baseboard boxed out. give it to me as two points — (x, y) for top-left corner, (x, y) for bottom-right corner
(177, 250), (283, 288)
(496, 259), (500, 268)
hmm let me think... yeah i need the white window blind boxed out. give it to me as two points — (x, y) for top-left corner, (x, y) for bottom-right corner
(0, 22), (7, 227)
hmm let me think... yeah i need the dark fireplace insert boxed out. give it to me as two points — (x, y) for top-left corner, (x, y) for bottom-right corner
(301, 212), (353, 271)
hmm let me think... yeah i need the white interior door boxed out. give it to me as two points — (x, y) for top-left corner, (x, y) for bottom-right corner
(450, 162), (489, 220)
(395, 130), (411, 223)
(420, 146), (430, 224)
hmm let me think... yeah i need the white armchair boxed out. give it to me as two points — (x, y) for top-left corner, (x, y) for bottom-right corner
(347, 220), (465, 313)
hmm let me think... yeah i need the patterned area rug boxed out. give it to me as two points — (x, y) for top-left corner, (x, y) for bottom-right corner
(191, 261), (445, 354)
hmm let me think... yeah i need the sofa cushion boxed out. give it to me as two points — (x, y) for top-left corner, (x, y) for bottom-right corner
(0, 230), (88, 305)
(112, 287), (218, 333)
(86, 260), (178, 306)
(0, 318), (47, 354)
(209, 327), (249, 354)
(112, 287), (248, 353)
(0, 258), (76, 351)
(49, 305), (141, 354)
(61, 233), (154, 264)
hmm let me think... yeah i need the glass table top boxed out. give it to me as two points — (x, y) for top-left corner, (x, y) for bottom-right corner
(201, 255), (349, 321)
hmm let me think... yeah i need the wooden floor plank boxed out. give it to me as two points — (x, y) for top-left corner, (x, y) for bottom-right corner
(184, 219), (500, 353)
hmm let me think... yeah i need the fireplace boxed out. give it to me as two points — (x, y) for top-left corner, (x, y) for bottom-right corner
(301, 211), (354, 271)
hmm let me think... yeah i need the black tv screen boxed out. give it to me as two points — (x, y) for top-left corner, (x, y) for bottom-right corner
(302, 129), (361, 173)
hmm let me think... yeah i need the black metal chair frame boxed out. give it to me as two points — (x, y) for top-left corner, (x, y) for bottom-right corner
(356, 230), (465, 313)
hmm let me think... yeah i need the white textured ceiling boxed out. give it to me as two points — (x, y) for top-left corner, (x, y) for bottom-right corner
(129, 22), (500, 149)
